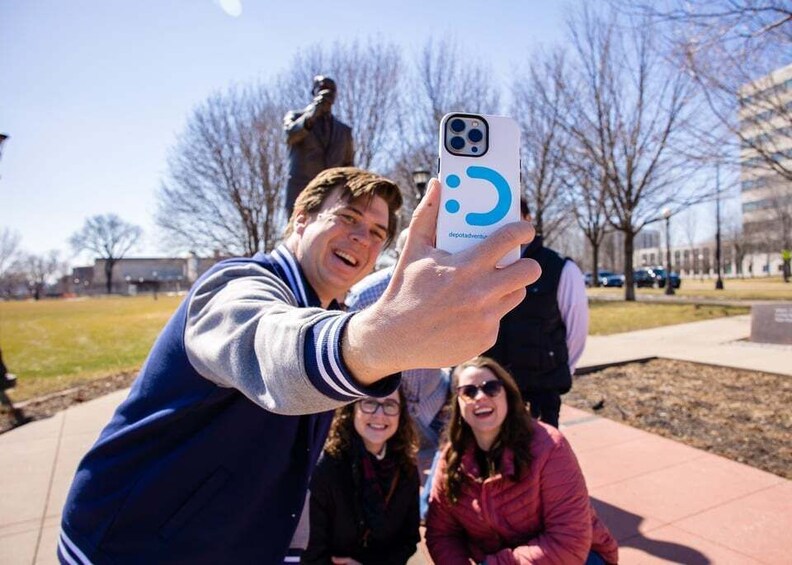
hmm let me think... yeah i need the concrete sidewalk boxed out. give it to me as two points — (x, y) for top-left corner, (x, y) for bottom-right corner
(2, 315), (790, 564)
(580, 314), (792, 377)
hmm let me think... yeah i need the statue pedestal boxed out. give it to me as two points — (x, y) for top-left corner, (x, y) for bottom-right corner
(750, 303), (792, 345)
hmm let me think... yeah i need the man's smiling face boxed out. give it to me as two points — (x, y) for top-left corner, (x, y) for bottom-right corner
(293, 187), (390, 305)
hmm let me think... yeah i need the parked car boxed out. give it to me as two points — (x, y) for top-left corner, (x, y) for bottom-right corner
(651, 267), (681, 289)
(633, 268), (656, 288)
(633, 267), (681, 289)
(585, 270), (624, 288)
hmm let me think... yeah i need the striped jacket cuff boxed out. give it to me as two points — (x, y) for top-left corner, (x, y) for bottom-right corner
(305, 313), (363, 399)
(305, 312), (400, 400)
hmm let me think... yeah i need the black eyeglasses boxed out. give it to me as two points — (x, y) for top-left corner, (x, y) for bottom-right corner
(358, 398), (401, 416)
(456, 380), (504, 402)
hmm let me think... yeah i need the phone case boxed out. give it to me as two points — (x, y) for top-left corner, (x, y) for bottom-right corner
(436, 113), (521, 266)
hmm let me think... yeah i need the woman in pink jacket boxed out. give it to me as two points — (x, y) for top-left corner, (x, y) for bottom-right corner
(426, 356), (618, 564)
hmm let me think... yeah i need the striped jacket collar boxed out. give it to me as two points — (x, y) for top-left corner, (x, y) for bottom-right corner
(268, 244), (321, 309)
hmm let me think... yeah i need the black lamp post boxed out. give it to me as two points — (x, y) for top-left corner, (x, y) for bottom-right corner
(412, 169), (431, 201)
(662, 208), (675, 296)
(715, 164), (724, 290)
(0, 133), (8, 180)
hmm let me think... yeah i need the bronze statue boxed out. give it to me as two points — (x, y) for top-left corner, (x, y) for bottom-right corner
(283, 76), (354, 216)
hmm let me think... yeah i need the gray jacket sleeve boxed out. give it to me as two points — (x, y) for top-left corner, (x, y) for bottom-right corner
(183, 261), (398, 415)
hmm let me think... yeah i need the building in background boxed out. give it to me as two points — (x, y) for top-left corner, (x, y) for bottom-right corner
(738, 62), (792, 277)
(59, 253), (225, 297)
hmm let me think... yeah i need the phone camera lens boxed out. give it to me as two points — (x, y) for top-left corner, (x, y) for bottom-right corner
(450, 118), (466, 133)
(450, 136), (465, 150)
(468, 128), (483, 142)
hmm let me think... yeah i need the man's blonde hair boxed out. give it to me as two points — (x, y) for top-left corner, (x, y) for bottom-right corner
(285, 167), (403, 245)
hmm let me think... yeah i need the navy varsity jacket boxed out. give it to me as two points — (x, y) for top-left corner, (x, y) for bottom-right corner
(58, 245), (399, 564)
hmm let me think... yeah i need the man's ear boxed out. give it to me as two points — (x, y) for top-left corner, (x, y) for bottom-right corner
(293, 210), (309, 235)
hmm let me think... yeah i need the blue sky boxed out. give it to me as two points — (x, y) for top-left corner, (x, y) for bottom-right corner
(1, 0), (573, 262)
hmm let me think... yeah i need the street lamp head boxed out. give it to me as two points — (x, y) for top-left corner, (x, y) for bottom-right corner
(0, 133), (8, 163)
(662, 207), (672, 220)
(412, 169), (430, 186)
(411, 168), (431, 200)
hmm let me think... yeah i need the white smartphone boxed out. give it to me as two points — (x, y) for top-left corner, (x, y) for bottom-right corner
(436, 112), (521, 266)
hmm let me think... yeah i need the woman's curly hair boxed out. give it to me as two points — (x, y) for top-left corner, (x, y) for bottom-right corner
(444, 356), (534, 503)
(323, 387), (418, 472)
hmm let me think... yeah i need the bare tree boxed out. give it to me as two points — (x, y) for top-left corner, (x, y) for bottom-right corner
(411, 39), (501, 141)
(722, 207), (747, 277)
(0, 228), (21, 278)
(0, 266), (26, 299)
(625, 1), (791, 281)
(749, 182), (792, 279)
(512, 49), (575, 243)
(388, 39), (502, 222)
(681, 205), (700, 275)
(628, 0), (792, 180)
(565, 7), (705, 300)
(157, 83), (287, 256)
(70, 214), (142, 294)
(0, 229), (25, 299)
(563, 160), (611, 286)
(21, 251), (64, 300)
(282, 40), (404, 172)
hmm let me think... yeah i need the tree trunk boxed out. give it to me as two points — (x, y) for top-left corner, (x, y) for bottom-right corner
(105, 260), (115, 295)
(592, 244), (600, 289)
(623, 231), (636, 301)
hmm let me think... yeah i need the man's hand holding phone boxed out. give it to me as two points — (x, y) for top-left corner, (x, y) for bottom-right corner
(344, 179), (541, 385)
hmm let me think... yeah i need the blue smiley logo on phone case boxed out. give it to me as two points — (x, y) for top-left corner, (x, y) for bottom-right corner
(445, 166), (512, 226)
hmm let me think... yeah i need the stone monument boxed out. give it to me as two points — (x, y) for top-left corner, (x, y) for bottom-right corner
(750, 302), (792, 345)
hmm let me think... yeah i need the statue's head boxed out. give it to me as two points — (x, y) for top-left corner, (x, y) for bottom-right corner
(312, 75), (337, 105)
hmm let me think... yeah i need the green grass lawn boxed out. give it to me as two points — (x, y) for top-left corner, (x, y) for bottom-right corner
(1, 295), (182, 400)
(587, 275), (792, 301)
(588, 301), (749, 335)
(0, 289), (756, 402)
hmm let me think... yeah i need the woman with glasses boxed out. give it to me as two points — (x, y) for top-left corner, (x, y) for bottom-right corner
(426, 357), (618, 564)
(302, 389), (420, 564)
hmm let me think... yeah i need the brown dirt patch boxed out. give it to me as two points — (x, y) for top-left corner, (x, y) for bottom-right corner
(565, 358), (792, 479)
(0, 371), (137, 434)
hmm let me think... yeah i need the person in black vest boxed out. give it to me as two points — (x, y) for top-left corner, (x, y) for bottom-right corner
(484, 198), (589, 428)
(284, 75), (354, 217)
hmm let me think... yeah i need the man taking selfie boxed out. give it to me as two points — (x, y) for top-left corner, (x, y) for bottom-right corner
(59, 167), (540, 563)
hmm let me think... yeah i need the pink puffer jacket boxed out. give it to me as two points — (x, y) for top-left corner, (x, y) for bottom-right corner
(426, 422), (618, 564)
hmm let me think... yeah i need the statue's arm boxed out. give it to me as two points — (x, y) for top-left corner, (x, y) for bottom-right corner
(284, 110), (312, 145)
